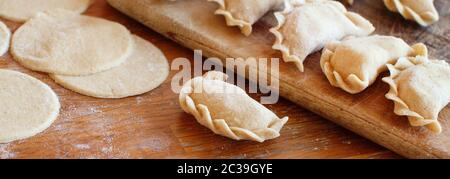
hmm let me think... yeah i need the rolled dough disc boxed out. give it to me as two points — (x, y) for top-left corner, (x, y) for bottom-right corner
(0, 69), (60, 143)
(51, 35), (169, 99)
(0, 20), (10, 56)
(0, 0), (91, 22)
(11, 9), (133, 76)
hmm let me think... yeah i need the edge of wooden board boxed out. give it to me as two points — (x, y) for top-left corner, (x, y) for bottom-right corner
(107, 0), (449, 159)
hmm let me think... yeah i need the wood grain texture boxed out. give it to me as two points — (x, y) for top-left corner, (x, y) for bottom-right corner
(107, 0), (450, 159)
(0, 0), (442, 159)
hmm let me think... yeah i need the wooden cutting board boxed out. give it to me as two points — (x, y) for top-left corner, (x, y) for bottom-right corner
(108, 0), (450, 158)
(1, 0), (403, 159)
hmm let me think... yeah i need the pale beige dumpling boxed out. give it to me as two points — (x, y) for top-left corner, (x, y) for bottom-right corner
(270, 0), (374, 72)
(209, 0), (285, 36)
(384, 0), (439, 26)
(179, 71), (289, 142)
(0, 0), (91, 22)
(320, 35), (427, 94)
(383, 56), (450, 134)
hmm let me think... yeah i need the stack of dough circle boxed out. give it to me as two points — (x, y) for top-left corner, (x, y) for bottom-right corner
(11, 9), (134, 76)
(0, 20), (10, 56)
(0, 0), (91, 22)
(51, 35), (170, 99)
(0, 69), (60, 143)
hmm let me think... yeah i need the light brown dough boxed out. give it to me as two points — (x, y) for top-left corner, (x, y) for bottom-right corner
(384, 0), (439, 26)
(0, 0), (91, 22)
(0, 69), (60, 143)
(11, 9), (133, 76)
(209, 0), (285, 36)
(179, 71), (289, 142)
(270, 0), (374, 72)
(51, 36), (169, 99)
(383, 56), (450, 134)
(320, 35), (427, 94)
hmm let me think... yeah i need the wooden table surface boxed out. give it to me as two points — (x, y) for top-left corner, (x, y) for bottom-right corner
(4, 0), (448, 159)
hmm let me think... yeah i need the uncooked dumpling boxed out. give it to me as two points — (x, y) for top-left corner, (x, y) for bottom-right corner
(11, 9), (133, 76)
(209, 0), (285, 36)
(320, 35), (427, 94)
(383, 56), (450, 134)
(0, 20), (10, 56)
(0, 0), (91, 22)
(270, 0), (374, 72)
(384, 0), (439, 26)
(51, 36), (169, 99)
(179, 71), (289, 142)
(0, 69), (60, 143)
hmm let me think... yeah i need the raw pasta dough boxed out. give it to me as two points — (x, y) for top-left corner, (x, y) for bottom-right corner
(11, 9), (133, 76)
(209, 0), (284, 36)
(0, 69), (60, 143)
(270, 0), (374, 72)
(179, 71), (289, 142)
(0, 20), (10, 56)
(320, 35), (427, 94)
(51, 36), (169, 99)
(0, 0), (91, 22)
(383, 56), (450, 134)
(384, 0), (439, 26)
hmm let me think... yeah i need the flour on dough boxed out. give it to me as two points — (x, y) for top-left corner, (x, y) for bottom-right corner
(0, 0), (91, 22)
(383, 57), (450, 134)
(179, 71), (289, 142)
(0, 20), (10, 56)
(320, 35), (427, 94)
(11, 9), (133, 76)
(0, 69), (60, 143)
(51, 36), (169, 99)
(209, 0), (285, 36)
(270, 0), (374, 72)
(383, 0), (439, 26)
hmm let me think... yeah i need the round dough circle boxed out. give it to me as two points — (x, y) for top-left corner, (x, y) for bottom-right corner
(51, 35), (169, 99)
(0, 20), (10, 56)
(11, 9), (133, 76)
(0, 69), (60, 143)
(0, 0), (91, 22)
